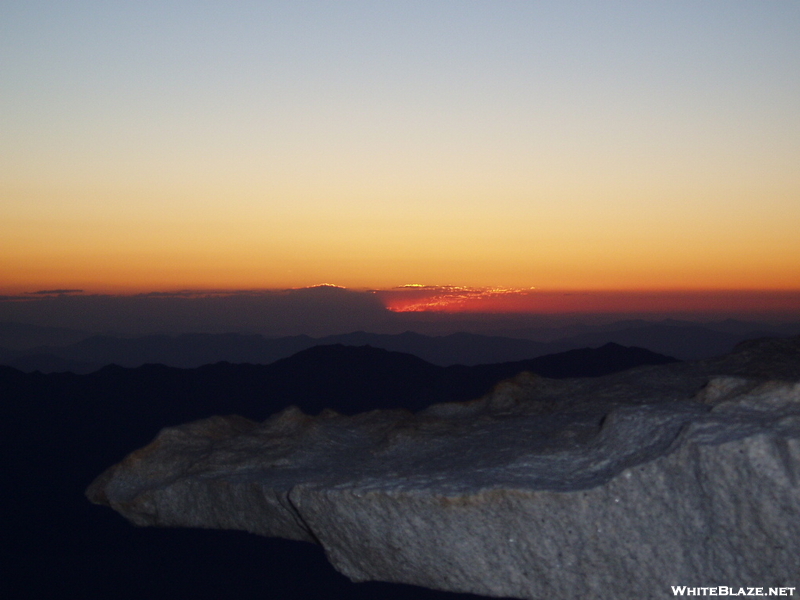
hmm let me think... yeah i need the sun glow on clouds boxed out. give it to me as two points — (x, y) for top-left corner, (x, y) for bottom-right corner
(376, 286), (800, 317)
(379, 285), (539, 313)
(3, 284), (799, 324)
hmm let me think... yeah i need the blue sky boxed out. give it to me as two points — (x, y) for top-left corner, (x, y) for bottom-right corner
(2, 1), (799, 294)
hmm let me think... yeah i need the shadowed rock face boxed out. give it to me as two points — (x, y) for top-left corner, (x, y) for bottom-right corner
(87, 337), (800, 600)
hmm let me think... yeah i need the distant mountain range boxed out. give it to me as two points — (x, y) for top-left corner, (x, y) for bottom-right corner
(1, 318), (798, 373)
(1, 341), (675, 600)
(0, 342), (677, 422)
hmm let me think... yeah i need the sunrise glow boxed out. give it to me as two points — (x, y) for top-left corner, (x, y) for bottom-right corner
(2, 3), (799, 315)
(379, 286), (539, 313)
(375, 287), (800, 317)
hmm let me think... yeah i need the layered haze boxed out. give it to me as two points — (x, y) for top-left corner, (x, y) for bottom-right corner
(2, 286), (799, 340)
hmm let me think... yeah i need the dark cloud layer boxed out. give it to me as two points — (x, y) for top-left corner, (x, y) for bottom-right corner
(0, 287), (393, 337)
(2, 286), (799, 339)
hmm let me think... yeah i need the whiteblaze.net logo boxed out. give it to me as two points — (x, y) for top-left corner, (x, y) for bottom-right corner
(672, 587), (796, 597)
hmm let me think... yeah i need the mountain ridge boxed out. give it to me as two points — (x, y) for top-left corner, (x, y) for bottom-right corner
(2, 319), (796, 373)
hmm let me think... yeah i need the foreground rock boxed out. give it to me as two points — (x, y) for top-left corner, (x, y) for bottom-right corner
(87, 337), (800, 599)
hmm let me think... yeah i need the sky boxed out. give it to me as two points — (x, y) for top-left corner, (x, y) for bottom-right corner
(2, 1), (799, 317)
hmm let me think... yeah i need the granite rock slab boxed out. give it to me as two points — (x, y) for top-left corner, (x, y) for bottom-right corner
(87, 337), (800, 599)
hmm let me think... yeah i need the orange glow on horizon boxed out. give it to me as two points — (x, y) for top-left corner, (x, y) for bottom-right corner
(3, 3), (800, 323)
(376, 287), (800, 316)
(1, 283), (799, 320)
(380, 286), (539, 312)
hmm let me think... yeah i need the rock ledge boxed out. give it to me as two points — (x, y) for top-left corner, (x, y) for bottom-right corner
(88, 338), (800, 599)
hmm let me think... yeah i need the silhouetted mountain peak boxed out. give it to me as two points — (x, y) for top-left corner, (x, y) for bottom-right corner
(3, 319), (798, 373)
(272, 343), (437, 372)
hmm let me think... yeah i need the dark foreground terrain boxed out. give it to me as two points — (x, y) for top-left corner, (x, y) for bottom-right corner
(1, 343), (674, 599)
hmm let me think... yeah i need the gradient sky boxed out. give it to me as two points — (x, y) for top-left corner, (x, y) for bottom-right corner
(2, 2), (799, 302)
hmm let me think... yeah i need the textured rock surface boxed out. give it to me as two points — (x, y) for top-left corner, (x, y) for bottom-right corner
(87, 337), (800, 599)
